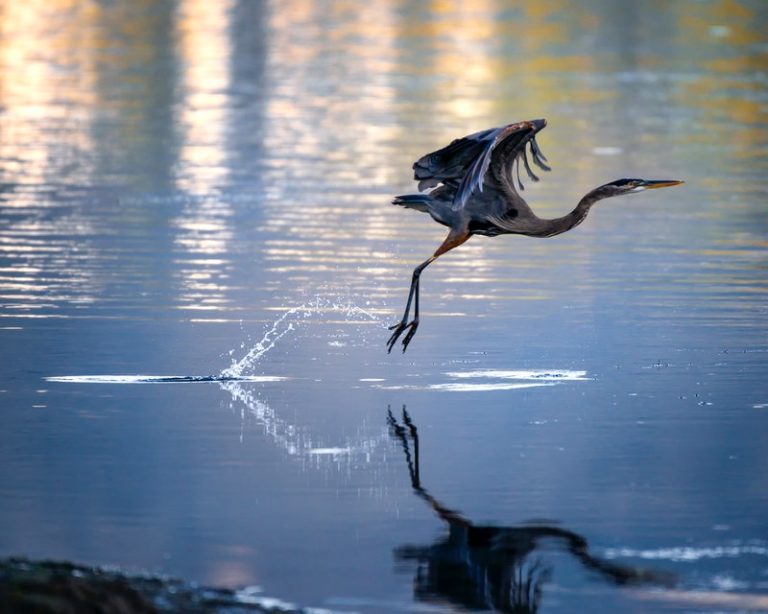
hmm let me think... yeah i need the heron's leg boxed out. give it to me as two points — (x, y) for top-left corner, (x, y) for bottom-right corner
(387, 228), (470, 353)
(398, 271), (426, 351)
(402, 409), (420, 488)
(387, 256), (434, 353)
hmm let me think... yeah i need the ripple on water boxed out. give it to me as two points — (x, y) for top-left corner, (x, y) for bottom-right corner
(374, 369), (591, 392)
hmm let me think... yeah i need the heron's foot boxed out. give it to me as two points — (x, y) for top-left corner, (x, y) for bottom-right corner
(387, 318), (420, 353)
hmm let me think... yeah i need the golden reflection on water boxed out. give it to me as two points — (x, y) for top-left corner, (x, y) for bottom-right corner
(0, 0), (97, 189)
(174, 0), (233, 194)
(0, 0), (102, 310)
(172, 0), (236, 313)
(0, 0), (765, 319)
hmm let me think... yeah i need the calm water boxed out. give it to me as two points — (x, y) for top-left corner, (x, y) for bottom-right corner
(1, 0), (767, 612)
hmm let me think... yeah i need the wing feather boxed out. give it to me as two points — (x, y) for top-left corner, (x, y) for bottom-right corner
(411, 120), (550, 213)
(412, 127), (496, 192)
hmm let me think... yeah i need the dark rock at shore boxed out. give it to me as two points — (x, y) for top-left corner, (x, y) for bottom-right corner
(0, 558), (300, 613)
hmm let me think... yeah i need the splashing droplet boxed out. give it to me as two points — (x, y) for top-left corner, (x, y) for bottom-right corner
(221, 296), (384, 378)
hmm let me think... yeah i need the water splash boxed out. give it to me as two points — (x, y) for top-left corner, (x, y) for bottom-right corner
(221, 297), (384, 378)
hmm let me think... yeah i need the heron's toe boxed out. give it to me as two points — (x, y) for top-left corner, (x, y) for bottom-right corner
(400, 320), (420, 353)
(387, 324), (406, 353)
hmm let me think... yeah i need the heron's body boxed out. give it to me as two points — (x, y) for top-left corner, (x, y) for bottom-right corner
(394, 183), (589, 238)
(387, 118), (683, 353)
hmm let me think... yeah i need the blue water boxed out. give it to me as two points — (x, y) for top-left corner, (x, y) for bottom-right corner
(1, 1), (767, 612)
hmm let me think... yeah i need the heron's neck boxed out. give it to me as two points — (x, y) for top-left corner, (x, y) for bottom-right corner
(532, 187), (608, 238)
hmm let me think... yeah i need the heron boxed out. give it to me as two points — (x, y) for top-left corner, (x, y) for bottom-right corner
(387, 118), (683, 353)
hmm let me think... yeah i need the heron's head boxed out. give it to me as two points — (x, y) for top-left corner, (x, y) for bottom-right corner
(597, 178), (684, 198)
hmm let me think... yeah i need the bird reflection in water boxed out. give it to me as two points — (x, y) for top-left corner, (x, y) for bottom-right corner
(387, 407), (675, 613)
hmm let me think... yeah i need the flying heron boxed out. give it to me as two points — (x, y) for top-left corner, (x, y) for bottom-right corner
(387, 118), (683, 353)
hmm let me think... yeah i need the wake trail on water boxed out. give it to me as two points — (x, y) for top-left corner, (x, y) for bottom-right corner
(45, 375), (286, 384)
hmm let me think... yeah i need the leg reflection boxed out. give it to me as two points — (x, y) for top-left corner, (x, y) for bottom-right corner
(387, 406), (675, 613)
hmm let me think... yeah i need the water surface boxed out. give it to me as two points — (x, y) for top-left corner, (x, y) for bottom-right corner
(1, 1), (767, 612)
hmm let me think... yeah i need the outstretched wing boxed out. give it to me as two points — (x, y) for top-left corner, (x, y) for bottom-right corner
(412, 119), (550, 212)
(412, 126), (497, 192)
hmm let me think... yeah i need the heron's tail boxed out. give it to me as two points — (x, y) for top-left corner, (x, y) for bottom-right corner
(392, 194), (432, 212)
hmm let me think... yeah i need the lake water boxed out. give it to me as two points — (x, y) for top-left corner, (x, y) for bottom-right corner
(1, 1), (767, 612)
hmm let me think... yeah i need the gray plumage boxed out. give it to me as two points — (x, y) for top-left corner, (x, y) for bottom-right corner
(388, 118), (683, 353)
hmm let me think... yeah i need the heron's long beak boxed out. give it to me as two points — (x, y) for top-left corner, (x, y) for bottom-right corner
(641, 180), (684, 190)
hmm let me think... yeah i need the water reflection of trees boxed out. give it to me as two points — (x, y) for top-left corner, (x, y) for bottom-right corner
(388, 406), (674, 613)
